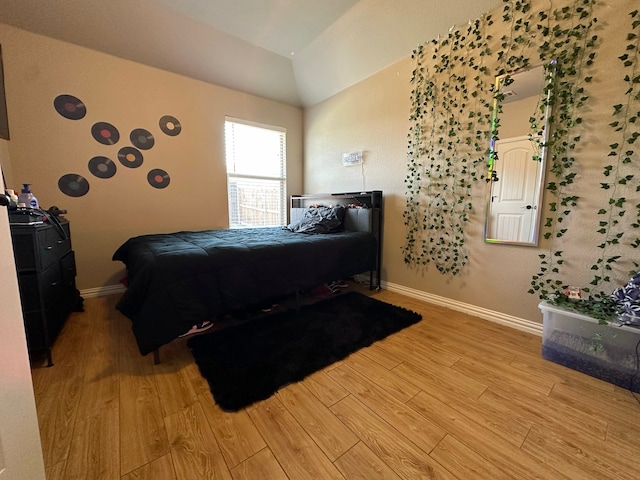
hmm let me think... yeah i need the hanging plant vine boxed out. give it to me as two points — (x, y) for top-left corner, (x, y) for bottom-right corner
(403, 0), (639, 297)
(529, 0), (600, 297)
(404, 0), (596, 278)
(588, 9), (640, 293)
(403, 17), (492, 275)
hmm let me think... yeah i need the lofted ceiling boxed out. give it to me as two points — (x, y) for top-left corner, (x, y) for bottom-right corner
(0, 0), (502, 107)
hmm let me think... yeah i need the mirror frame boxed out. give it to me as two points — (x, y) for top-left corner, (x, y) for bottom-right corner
(484, 61), (555, 246)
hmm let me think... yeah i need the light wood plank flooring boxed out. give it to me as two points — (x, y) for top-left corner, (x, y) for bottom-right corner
(30, 288), (640, 479)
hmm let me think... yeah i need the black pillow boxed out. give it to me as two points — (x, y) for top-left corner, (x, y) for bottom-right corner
(285, 206), (345, 234)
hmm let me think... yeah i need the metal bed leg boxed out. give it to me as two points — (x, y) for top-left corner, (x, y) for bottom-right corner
(368, 270), (380, 291)
(46, 348), (54, 367)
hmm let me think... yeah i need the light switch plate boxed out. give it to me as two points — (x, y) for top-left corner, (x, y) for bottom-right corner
(342, 151), (362, 166)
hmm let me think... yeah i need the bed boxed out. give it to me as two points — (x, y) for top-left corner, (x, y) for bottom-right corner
(112, 191), (382, 357)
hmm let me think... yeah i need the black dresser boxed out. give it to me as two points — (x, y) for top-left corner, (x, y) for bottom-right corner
(9, 217), (81, 366)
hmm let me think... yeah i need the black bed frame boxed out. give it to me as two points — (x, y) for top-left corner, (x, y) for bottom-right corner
(290, 190), (382, 290)
(151, 190), (383, 364)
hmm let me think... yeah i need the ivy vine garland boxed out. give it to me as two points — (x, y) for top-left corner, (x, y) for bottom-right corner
(589, 9), (640, 292)
(403, 0), (640, 304)
(403, 19), (491, 275)
(529, 0), (599, 298)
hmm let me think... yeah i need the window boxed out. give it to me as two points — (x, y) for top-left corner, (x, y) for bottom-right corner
(224, 117), (286, 228)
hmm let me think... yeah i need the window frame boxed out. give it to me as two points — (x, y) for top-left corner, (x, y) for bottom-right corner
(224, 116), (287, 229)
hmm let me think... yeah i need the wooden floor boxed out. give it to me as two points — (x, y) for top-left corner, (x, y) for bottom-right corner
(31, 287), (640, 479)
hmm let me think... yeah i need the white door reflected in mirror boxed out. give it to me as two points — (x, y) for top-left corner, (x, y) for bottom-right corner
(488, 135), (542, 242)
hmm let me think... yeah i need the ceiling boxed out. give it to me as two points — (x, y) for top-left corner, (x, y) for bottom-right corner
(0, 0), (502, 107)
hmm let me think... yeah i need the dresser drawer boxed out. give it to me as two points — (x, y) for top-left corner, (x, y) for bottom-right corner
(16, 263), (62, 311)
(41, 224), (72, 269)
(18, 265), (64, 352)
(58, 251), (78, 311)
(11, 228), (46, 271)
(23, 311), (47, 352)
(16, 271), (42, 311)
(11, 220), (71, 271)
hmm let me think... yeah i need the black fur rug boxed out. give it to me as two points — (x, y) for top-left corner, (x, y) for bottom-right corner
(188, 291), (422, 411)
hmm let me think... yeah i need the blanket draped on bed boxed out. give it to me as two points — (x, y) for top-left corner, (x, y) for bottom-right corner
(113, 227), (377, 355)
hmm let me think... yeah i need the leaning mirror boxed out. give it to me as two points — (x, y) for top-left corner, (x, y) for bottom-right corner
(484, 62), (554, 246)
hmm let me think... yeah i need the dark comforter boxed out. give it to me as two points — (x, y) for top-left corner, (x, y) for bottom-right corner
(113, 227), (377, 355)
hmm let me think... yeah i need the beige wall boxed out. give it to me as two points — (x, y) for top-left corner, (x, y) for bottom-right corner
(0, 24), (303, 291)
(304, 0), (636, 324)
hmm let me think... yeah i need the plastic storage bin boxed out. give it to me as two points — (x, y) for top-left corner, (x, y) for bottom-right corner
(539, 300), (640, 391)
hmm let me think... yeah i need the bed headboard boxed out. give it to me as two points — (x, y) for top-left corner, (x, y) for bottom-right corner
(290, 190), (382, 209)
(289, 206), (373, 233)
(289, 190), (382, 234)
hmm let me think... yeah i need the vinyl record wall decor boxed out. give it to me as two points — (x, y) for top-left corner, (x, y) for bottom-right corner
(91, 121), (120, 145)
(53, 94), (87, 120)
(130, 128), (154, 150)
(53, 93), (181, 197)
(88, 156), (117, 179)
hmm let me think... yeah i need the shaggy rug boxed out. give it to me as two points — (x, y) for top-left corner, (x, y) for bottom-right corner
(188, 291), (422, 411)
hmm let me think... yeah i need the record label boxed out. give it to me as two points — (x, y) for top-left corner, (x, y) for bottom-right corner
(117, 146), (144, 168)
(88, 156), (117, 178)
(147, 168), (170, 189)
(159, 115), (182, 136)
(130, 128), (155, 150)
(58, 174), (90, 197)
(54, 94), (87, 120)
(91, 122), (120, 145)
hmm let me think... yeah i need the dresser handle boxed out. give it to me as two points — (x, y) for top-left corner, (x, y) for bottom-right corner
(44, 245), (53, 250)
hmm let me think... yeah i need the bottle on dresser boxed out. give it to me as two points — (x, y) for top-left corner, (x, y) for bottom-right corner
(17, 183), (38, 208)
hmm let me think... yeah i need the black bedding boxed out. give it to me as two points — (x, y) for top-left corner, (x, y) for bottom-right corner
(113, 226), (377, 355)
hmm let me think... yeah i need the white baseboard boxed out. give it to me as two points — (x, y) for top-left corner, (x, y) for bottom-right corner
(80, 284), (126, 299)
(381, 280), (543, 337)
(81, 279), (543, 337)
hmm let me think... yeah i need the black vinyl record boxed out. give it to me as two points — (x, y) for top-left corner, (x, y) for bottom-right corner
(54, 94), (87, 120)
(88, 156), (117, 179)
(147, 168), (170, 189)
(117, 146), (144, 168)
(58, 174), (90, 197)
(130, 128), (155, 150)
(159, 115), (182, 136)
(91, 122), (120, 145)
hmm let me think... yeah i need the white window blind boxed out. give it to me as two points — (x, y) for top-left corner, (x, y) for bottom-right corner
(225, 117), (287, 228)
